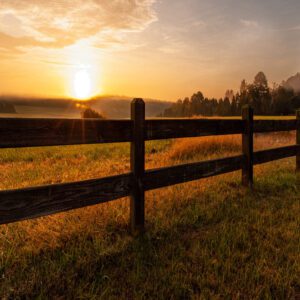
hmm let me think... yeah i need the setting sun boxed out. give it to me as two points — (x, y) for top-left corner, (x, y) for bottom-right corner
(72, 69), (92, 100)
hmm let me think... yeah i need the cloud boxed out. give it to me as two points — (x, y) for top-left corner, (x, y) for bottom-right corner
(240, 19), (259, 28)
(0, 0), (157, 54)
(285, 25), (300, 31)
(158, 34), (186, 54)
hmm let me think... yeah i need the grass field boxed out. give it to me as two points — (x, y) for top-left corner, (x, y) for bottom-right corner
(1, 131), (300, 299)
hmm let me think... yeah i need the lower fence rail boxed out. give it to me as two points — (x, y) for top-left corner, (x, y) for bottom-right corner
(0, 145), (298, 226)
(0, 173), (132, 225)
(253, 145), (298, 165)
(144, 155), (244, 191)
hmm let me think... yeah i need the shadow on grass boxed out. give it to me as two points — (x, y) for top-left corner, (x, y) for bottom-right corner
(1, 167), (300, 299)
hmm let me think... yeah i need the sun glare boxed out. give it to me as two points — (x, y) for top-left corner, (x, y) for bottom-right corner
(72, 69), (92, 100)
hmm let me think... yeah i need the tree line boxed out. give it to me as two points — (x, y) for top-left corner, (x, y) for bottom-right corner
(161, 72), (300, 117)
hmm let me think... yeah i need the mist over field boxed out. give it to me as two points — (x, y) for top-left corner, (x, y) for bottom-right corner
(0, 95), (172, 119)
(1, 72), (300, 120)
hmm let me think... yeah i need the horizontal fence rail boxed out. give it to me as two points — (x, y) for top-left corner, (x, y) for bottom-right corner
(0, 173), (132, 225)
(146, 119), (244, 140)
(253, 145), (298, 165)
(254, 120), (297, 133)
(0, 118), (132, 148)
(144, 155), (244, 191)
(0, 118), (297, 149)
(0, 99), (299, 234)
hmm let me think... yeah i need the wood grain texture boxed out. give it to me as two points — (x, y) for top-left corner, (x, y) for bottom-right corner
(0, 118), (132, 148)
(144, 155), (244, 191)
(296, 111), (300, 173)
(253, 120), (296, 133)
(1, 118), (297, 149)
(253, 146), (298, 165)
(242, 106), (254, 187)
(146, 119), (244, 140)
(0, 173), (132, 225)
(130, 99), (145, 234)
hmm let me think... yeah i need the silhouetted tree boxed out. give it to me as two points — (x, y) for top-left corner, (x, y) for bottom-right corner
(161, 71), (300, 118)
(190, 92), (204, 115)
(81, 108), (105, 119)
(254, 72), (268, 88)
(272, 86), (294, 115)
(225, 90), (234, 101)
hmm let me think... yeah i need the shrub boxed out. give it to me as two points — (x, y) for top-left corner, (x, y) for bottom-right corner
(81, 108), (105, 119)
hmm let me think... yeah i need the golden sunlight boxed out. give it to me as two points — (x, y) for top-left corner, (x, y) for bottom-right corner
(65, 41), (102, 100)
(72, 69), (92, 100)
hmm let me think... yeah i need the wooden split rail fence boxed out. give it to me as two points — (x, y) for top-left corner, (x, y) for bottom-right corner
(0, 99), (300, 234)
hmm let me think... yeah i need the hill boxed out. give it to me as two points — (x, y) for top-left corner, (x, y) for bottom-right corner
(0, 100), (16, 114)
(0, 95), (171, 119)
(283, 73), (300, 93)
(87, 95), (171, 118)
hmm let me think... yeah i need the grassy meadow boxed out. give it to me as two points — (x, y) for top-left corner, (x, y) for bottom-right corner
(1, 131), (300, 298)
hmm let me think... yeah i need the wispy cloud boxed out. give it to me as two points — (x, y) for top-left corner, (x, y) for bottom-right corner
(0, 0), (157, 55)
(240, 19), (259, 28)
(158, 34), (186, 54)
(286, 25), (300, 31)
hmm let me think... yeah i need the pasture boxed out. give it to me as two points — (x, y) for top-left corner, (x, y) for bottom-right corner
(1, 131), (300, 298)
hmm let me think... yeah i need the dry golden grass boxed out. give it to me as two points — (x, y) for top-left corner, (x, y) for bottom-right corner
(0, 132), (299, 298)
(0, 132), (296, 253)
(168, 135), (241, 161)
(162, 131), (295, 164)
(254, 131), (295, 150)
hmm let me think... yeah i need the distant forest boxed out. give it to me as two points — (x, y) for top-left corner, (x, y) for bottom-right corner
(161, 72), (300, 117)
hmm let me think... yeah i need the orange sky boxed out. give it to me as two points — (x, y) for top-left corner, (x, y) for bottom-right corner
(0, 0), (300, 101)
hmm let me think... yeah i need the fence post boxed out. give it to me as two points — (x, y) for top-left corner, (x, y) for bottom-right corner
(296, 110), (300, 179)
(242, 105), (254, 188)
(130, 98), (145, 235)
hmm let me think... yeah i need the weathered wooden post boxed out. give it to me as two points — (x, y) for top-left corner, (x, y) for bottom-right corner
(242, 105), (254, 187)
(296, 110), (300, 180)
(130, 98), (145, 235)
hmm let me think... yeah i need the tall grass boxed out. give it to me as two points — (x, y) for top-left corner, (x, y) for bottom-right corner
(168, 135), (241, 162)
(0, 132), (299, 298)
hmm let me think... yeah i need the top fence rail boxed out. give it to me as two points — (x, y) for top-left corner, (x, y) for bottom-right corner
(0, 118), (297, 149)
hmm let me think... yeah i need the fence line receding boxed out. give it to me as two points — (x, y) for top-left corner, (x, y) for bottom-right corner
(0, 99), (299, 234)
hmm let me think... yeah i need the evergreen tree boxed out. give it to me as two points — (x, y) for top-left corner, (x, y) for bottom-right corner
(161, 71), (300, 118)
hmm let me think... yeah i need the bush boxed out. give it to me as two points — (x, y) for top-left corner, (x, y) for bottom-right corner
(81, 108), (105, 119)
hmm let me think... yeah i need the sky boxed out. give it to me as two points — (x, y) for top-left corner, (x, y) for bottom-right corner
(0, 0), (300, 101)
